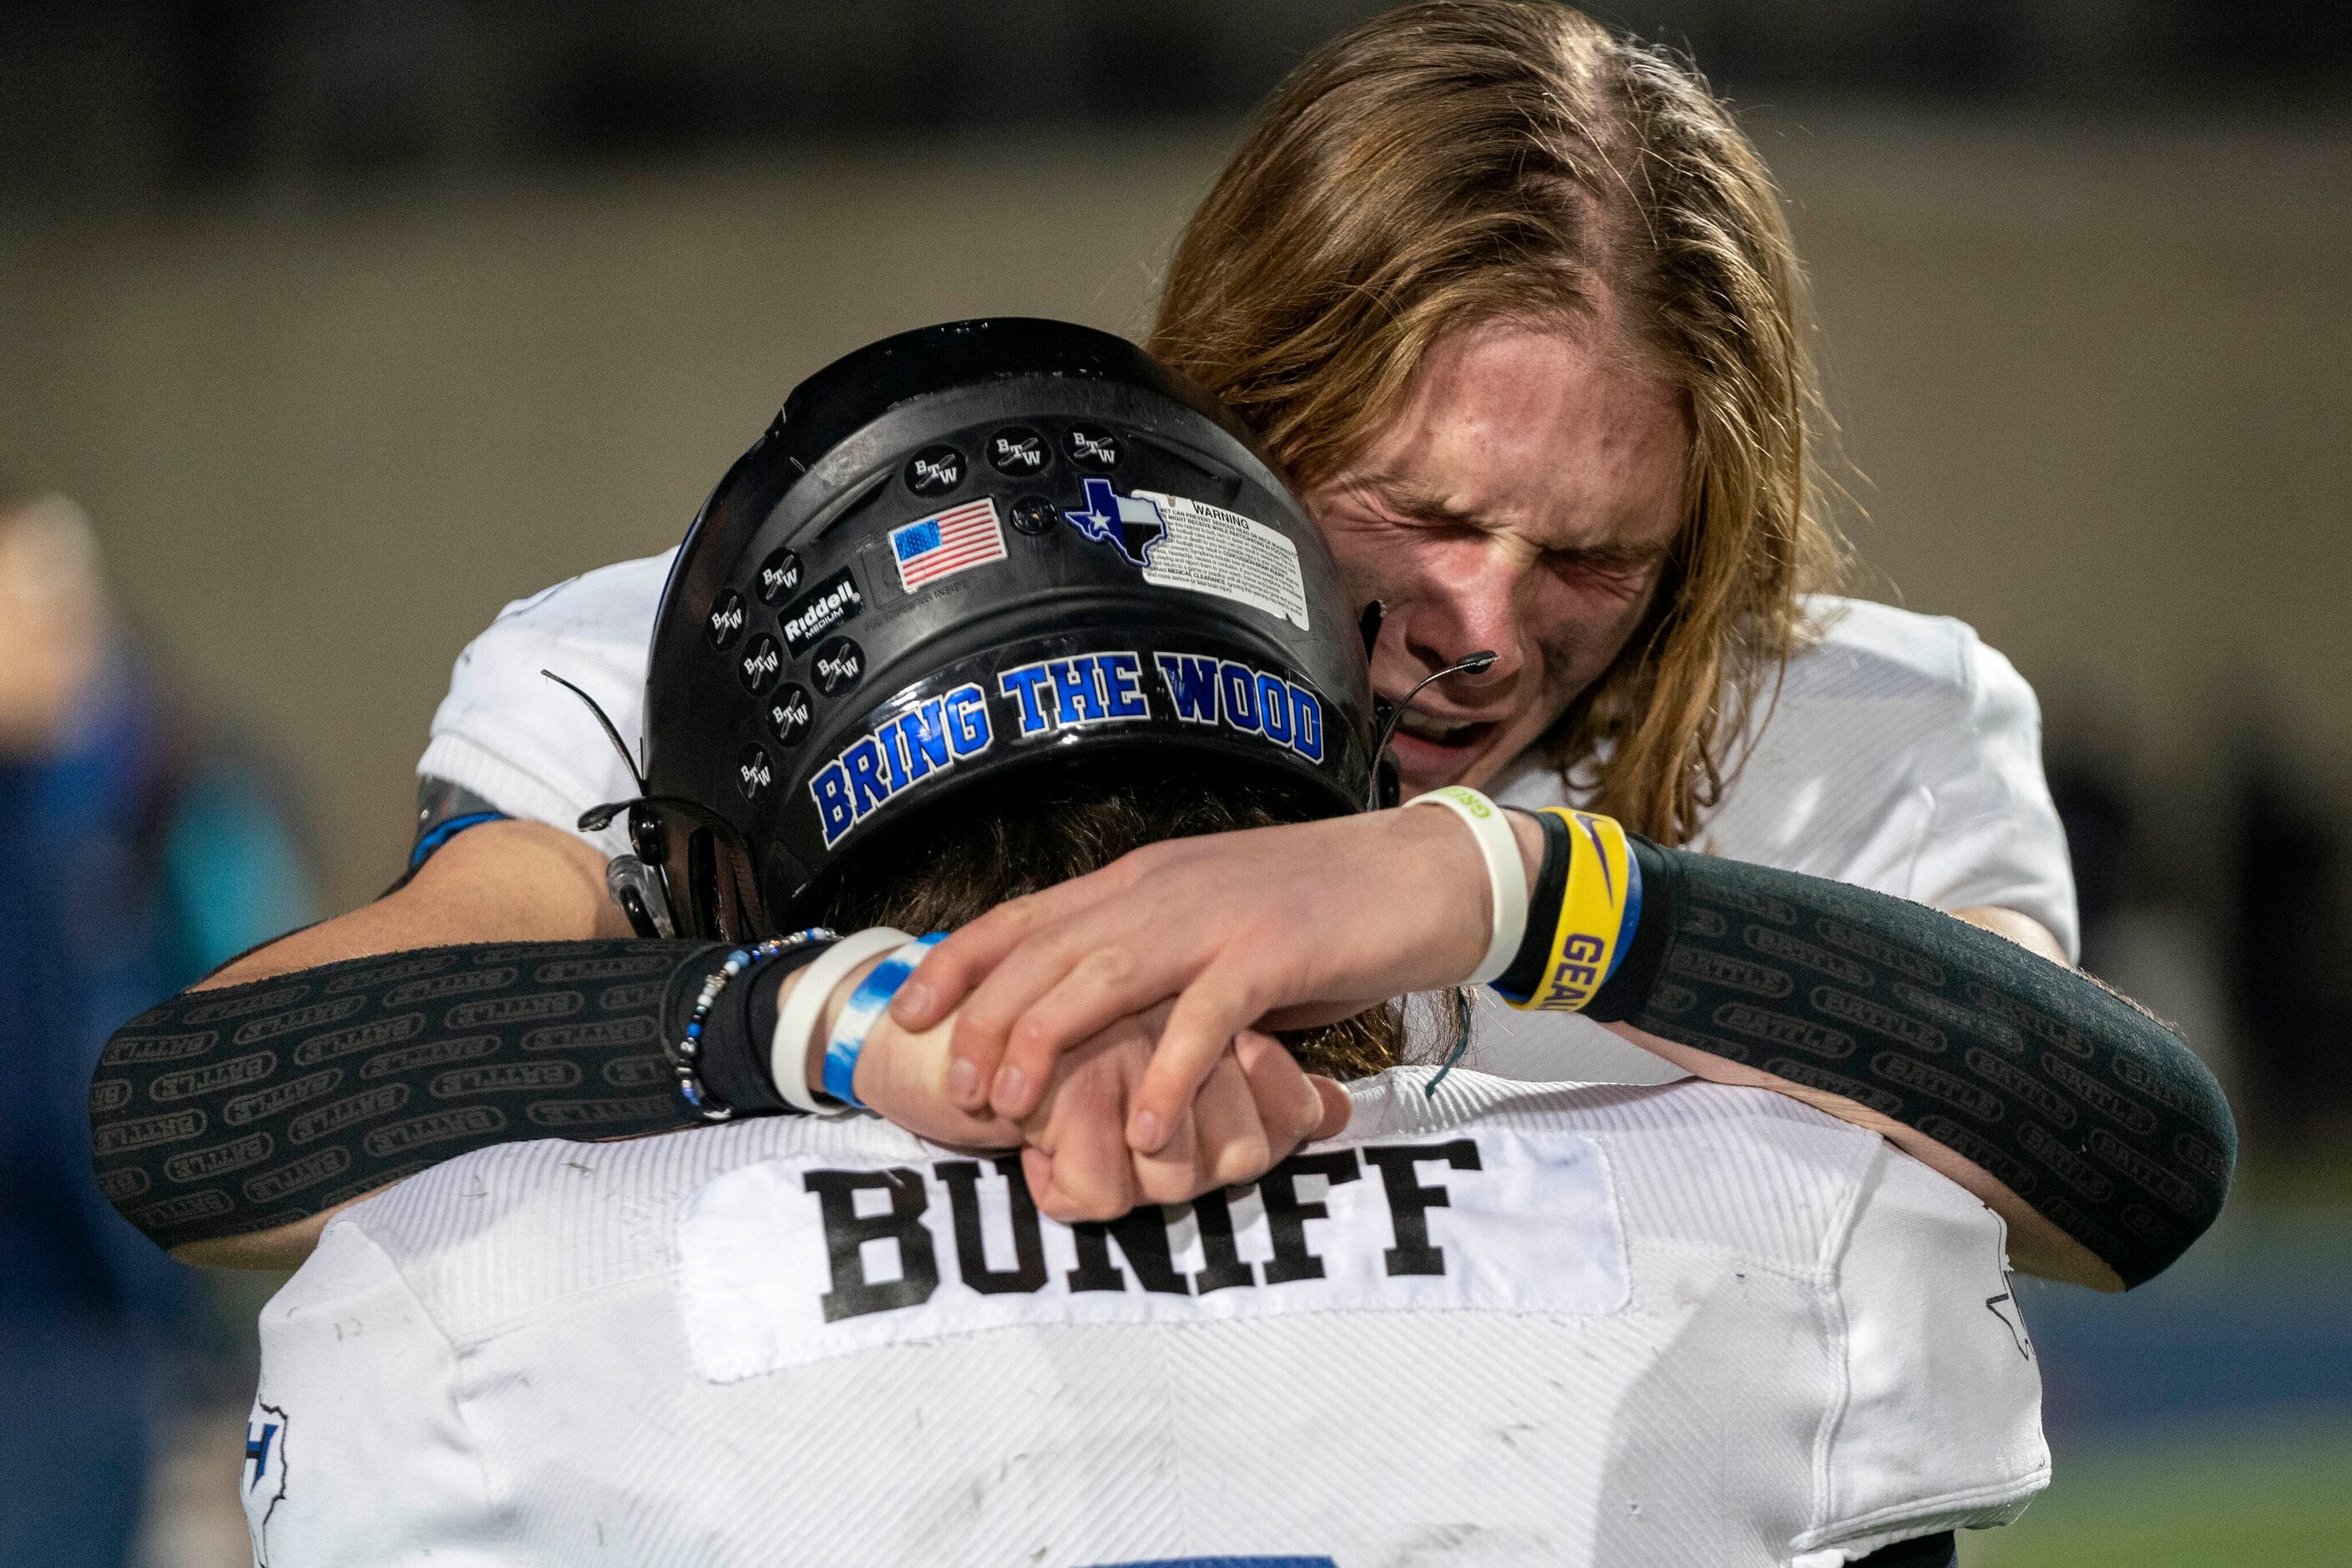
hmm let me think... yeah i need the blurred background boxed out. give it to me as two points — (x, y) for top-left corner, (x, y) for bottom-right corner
(0, 1), (2345, 1563)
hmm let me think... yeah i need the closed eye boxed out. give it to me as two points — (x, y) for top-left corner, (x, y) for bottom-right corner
(1541, 547), (1662, 595)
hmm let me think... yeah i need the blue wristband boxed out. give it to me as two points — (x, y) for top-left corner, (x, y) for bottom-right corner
(1604, 838), (1643, 984)
(822, 933), (946, 1110)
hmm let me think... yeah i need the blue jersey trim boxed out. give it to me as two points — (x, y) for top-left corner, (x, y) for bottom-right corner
(407, 810), (509, 870)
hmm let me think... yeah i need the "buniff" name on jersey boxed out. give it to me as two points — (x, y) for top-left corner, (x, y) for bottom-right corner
(677, 1130), (1628, 1379)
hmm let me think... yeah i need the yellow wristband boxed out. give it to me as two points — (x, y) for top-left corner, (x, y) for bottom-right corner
(1510, 807), (1633, 1013)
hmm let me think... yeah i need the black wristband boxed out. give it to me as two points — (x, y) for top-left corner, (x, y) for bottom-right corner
(1583, 834), (1677, 1024)
(690, 940), (838, 1115)
(1494, 809), (1573, 999)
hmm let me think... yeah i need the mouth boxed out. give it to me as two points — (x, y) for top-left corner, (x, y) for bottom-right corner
(1388, 707), (1502, 771)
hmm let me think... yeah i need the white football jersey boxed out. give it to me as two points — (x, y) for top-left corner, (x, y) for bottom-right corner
(416, 559), (2077, 1085)
(241, 1071), (2047, 1568)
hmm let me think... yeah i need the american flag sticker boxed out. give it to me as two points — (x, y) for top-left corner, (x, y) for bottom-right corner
(889, 497), (1009, 594)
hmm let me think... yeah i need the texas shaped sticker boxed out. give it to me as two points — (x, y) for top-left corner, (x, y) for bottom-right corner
(1063, 479), (1309, 631)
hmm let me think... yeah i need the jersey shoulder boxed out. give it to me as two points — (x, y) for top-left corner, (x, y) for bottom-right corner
(331, 1115), (920, 1345)
(1783, 594), (1997, 706)
(418, 550), (676, 847)
(1698, 597), (2066, 914)
(1357, 1070), (1888, 1278)
(1781, 594), (2046, 740)
(485, 551), (675, 640)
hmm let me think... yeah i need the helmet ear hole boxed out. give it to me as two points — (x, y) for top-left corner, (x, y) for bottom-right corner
(717, 835), (771, 941)
(631, 801), (773, 941)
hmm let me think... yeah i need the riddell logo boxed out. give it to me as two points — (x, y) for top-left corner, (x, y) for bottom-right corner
(780, 569), (866, 655)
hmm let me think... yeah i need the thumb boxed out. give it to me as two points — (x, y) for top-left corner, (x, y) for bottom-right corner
(1306, 1075), (1353, 1142)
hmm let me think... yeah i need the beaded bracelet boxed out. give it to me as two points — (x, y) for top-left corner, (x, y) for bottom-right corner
(670, 928), (834, 1122)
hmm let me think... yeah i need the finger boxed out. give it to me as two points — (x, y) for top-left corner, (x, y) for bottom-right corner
(1186, 1049), (1275, 1191)
(1232, 1029), (1324, 1159)
(1029, 1072), (1139, 1224)
(1126, 974), (1270, 1154)
(1032, 1146), (1135, 1224)
(1020, 1145), (1064, 1216)
(989, 943), (1197, 1123)
(941, 921), (1120, 1115)
(889, 927), (995, 1035)
(919, 835), (1171, 1021)
(1129, 1094), (1209, 1207)
(892, 886), (1072, 1031)
(1308, 1075), (1353, 1142)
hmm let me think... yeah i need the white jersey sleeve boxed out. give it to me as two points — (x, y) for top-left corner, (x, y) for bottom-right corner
(416, 553), (673, 857)
(1904, 632), (2078, 958)
(1700, 599), (2077, 959)
(242, 1220), (502, 1567)
(1797, 1147), (2051, 1565)
(1479, 598), (2079, 1085)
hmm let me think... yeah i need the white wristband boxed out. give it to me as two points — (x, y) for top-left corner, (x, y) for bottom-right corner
(1402, 787), (1529, 985)
(770, 927), (910, 1115)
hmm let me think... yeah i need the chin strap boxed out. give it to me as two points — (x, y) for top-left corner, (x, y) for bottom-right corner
(1363, 651), (1500, 811)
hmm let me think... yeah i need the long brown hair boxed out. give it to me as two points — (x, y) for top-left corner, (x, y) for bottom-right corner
(1150, 0), (1846, 845)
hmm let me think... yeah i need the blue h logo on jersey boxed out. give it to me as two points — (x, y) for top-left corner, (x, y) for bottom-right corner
(1064, 478), (1168, 568)
(245, 1420), (279, 1491)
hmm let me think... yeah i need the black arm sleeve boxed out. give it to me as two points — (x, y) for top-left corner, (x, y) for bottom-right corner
(90, 940), (817, 1252)
(1584, 838), (2234, 1287)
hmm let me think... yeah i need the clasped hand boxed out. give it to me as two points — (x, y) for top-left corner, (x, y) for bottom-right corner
(836, 806), (1513, 1218)
(848, 997), (1350, 1222)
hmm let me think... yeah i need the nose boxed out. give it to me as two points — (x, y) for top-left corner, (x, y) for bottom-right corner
(1394, 538), (1530, 701)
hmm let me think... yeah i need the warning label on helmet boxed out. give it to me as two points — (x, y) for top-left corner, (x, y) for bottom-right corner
(1132, 490), (1310, 631)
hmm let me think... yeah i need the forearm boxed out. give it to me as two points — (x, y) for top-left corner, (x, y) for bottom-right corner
(99, 937), (732, 1257)
(200, 820), (626, 990)
(107, 919), (1029, 1265)
(1512, 817), (2233, 1288)
(119, 822), (655, 1264)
